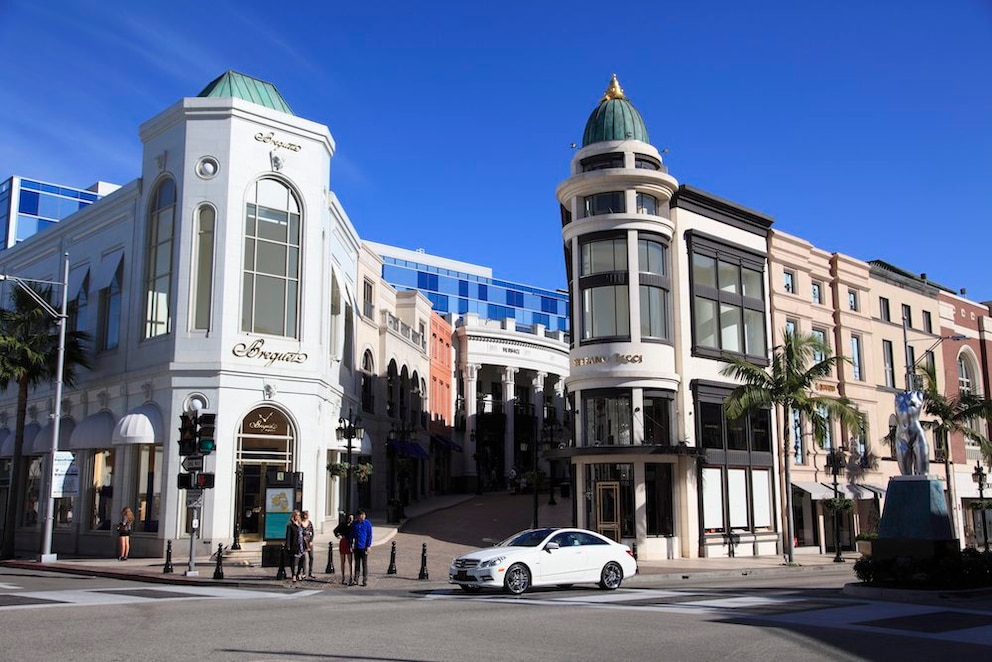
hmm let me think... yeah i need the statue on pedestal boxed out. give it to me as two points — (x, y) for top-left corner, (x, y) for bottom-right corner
(895, 391), (928, 476)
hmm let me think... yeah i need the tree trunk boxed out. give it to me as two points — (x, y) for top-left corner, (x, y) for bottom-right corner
(782, 405), (795, 564)
(0, 378), (30, 559)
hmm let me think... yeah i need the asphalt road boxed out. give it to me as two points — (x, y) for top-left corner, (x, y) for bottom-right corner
(2, 565), (990, 661)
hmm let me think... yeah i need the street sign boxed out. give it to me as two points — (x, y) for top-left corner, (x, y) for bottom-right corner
(181, 455), (204, 472)
(186, 489), (203, 508)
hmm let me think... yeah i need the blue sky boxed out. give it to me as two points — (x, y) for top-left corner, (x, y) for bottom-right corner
(1, 1), (990, 301)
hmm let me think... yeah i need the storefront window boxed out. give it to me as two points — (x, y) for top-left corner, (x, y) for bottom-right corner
(90, 449), (115, 530)
(54, 451), (80, 527)
(583, 392), (632, 446)
(23, 457), (42, 526)
(133, 445), (162, 533)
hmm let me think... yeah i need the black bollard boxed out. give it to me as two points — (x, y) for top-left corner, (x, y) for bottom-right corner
(386, 541), (397, 575)
(231, 522), (242, 551)
(276, 546), (287, 580)
(631, 542), (638, 560)
(163, 540), (174, 574)
(418, 542), (429, 580)
(213, 543), (225, 580)
(325, 540), (336, 574)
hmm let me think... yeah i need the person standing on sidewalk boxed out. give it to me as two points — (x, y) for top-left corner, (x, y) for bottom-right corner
(350, 509), (373, 586)
(300, 510), (316, 579)
(333, 513), (355, 585)
(116, 507), (134, 561)
(285, 510), (307, 583)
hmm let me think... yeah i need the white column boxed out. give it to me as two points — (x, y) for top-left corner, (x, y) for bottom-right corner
(503, 367), (518, 476)
(463, 363), (480, 477)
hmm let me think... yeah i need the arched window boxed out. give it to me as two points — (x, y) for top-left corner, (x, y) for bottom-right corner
(361, 350), (375, 414)
(144, 178), (176, 338)
(191, 205), (215, 330)
(242, 178), (301, 337)
(959, 355), (974, 395)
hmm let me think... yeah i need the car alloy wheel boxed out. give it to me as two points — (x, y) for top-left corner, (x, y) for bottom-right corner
(503, 563), (531, 595)
(599, 561), (623, 590)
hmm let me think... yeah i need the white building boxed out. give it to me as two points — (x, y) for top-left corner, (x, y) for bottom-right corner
(0, 71), (362, 558)
(556, 76), (780, 559)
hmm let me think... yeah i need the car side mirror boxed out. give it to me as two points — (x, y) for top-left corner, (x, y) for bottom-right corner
(544, 542), (559, 552)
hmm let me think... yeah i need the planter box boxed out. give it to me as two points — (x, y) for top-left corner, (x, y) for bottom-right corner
(856, 540), (873, 556)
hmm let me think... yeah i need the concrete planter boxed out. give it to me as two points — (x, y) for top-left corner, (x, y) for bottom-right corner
(856, 540), (873, 556)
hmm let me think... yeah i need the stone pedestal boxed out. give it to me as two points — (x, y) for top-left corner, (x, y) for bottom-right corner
(874, 475), (957, 562)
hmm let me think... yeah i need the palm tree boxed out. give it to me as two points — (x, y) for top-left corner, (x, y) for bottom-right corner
(915, 362), (992, 535)
(0, 284), (90, 560)
(720, 329), (865, 564)
(916, 363), (992, 465)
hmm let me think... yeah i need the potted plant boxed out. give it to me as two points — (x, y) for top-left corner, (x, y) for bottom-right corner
(327, 461), (374, 483)
(855, 531), (877, 556)
(823, 497), (854, 512)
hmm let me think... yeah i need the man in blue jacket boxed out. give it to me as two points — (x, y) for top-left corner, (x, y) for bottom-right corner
(350, 509), (373, 586)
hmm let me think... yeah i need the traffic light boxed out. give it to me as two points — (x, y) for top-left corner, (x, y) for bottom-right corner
(178, 472), (215, 489)
(196, 412), (217, 455)
(178, 413), (196, 456)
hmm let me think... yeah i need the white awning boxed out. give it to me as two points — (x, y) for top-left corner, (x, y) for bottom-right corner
(792, 481), (836, 501)
(826, 482), (886, 500)
(28, 418), (75, 454)
(67, 264), (90, 298)
(68, 411), (116, 450)
(328, 430), (372, 456)
(95, 249), (123, 290)
(112, 403), (163, 445)
(0, 428), (11, 457)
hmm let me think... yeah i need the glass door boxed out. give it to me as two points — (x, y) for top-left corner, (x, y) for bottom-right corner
(596, 481), (621, 541)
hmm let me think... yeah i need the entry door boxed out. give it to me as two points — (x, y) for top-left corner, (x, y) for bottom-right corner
(596, 481), (621, 541)
(237, 464), (265, 542)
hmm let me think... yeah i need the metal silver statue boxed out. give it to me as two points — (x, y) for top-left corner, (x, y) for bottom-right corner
(895, 391), (928, 476)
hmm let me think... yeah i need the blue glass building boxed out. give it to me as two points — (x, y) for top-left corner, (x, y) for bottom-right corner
(0, 176), (112, 249)
(366, 241), (570, 332)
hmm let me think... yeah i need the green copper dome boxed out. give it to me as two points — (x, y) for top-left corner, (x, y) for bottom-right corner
(581, 74), (649, 147)
(198, 70), (294, 115)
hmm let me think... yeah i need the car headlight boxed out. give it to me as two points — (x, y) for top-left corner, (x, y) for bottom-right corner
(480, 556), (506, 568)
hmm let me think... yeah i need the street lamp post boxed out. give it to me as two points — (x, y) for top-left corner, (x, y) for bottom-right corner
(335, 410), (363, 518)
(973, 463), (990, 553)
(1, 253), (69, 563)
(827, 447), (845, 563)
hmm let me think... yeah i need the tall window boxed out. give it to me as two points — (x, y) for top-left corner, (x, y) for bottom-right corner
(811, 328), (827, 364)
(785, 318), (797, 338)
(68, 274), (89, 334)
(902, 304), (912, 328)
(242, 178), (301, 337)
(848, 289), (859, 311)
(922, 310), (933, 333)
(144, 178), (175, 338)
(792, 409), (804, 464)
(361, 350), (375, 413)
(635, 192), (658, 215)
(783, 270), (795, 294)
(99, 261), (122, 351)
(879, 297), (890, 322)
(816, 404), (832, 450)
(133, 444), (162, 533)
(811, 281), (823, 304)
(882, 340), (895, 387)
(580, 234), (629, 341)
(642, 391), (674, 445)
(638, 235), (670, 341)
(583, 391), (632, 446)
(362, 279), (375, 318)
(689, 236), (766, 360)
(850, 334), (863, 381)
(959, 355), (974, 395)
(192, 205), (215, 331)
(583, 191), (625, 217)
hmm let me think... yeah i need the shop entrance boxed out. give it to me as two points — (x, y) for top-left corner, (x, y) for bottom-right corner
(596, 481), (621, 541)
(236, 406), (295, 543)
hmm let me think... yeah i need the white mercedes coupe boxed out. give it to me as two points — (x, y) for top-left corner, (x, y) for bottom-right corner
(449, 527), (637, 595)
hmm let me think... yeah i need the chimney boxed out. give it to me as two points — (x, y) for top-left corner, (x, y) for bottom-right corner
(920, 273), (927, 280)
(960, 288), (967, 295)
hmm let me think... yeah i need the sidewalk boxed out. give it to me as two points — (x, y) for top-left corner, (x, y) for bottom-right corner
(0, 492), (897, 591)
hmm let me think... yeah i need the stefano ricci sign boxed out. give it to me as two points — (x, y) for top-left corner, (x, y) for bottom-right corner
(232, 338), (308, 367)
(572, 353), (643, 367)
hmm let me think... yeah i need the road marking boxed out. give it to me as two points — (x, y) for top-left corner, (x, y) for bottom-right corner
(0, 586), (316, 611)
(0, 583), (22, 590)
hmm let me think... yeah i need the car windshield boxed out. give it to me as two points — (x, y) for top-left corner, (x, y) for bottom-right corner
(500, 528), (556, 548)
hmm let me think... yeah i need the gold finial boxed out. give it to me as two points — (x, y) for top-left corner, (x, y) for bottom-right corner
(600, 73), (626, 102)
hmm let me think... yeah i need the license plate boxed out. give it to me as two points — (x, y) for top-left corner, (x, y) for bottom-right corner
(456, 572), (470, 581)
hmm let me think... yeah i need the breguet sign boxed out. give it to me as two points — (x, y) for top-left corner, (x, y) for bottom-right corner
(573, 353), (643, 367)
(232, 338), (308, 367)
